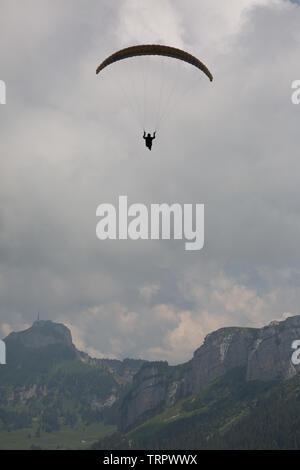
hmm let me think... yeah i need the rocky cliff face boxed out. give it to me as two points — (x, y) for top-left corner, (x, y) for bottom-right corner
(120, 316), (300, 430)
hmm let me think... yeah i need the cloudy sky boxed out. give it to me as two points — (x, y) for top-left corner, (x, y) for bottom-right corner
(1, 0), (300, 364)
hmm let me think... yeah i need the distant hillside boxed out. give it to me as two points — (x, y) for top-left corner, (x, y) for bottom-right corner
(1, 316), (300, 449)
(118, 316), (300, 431)
(93, 366), (300, 450)
(0, 320), (145, 449)
(93, 315), (300, 450)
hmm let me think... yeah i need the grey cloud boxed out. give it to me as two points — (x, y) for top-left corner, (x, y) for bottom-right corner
(1, 0), (300, 363)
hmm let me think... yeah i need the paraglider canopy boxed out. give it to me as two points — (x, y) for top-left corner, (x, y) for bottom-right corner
(96, 44), (213, 82)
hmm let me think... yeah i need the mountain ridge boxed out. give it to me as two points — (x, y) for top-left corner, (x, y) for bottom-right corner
(118, 315), (300, 430)
(1, 315), (300, 449)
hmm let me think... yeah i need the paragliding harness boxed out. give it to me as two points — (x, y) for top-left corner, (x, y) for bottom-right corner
(143, 131), (156, 150)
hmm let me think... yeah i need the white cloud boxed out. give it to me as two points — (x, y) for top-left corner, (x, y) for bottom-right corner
(139, 283), (160, 302)
(116, 0), (184, 47)
(1, 323), (13, 338)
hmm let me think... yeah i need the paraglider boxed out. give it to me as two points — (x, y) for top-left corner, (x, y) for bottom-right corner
(143, 130), (156, 150)
(96, 45), (213, 147)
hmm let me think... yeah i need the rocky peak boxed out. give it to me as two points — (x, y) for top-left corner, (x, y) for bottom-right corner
(5, 320), (74, 350)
